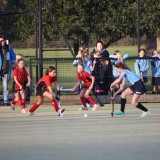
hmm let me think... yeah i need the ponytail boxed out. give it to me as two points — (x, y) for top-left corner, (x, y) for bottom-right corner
(115, 62), (130, 70)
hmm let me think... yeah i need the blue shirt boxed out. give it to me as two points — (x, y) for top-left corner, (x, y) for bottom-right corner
(134, 59), (150, 77)
(84, 59), (92, 74)
(122, 69), (140, 85)
(151, 56), (160, 77)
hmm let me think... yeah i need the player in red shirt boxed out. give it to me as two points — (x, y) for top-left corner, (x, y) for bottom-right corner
(27, 66), (65, 117)
(72, 63), (99, 110)
(11, 58), (31, 113)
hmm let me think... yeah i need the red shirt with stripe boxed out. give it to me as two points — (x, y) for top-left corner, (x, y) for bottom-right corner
(13, 67), (29, 90)
(36, 75), (57, 90)
(77, 71), (92, 87)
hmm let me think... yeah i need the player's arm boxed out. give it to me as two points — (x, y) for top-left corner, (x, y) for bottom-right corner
(110, 72), (125, 90)
(55, 81), (60, 99)
(71, 79), (81, 91)
(47, 86), (56, 98)
(54, 81), (60, 91)
(89, 75), (95, 90)
(13, 76), (22, 89)
(26, 75), (31, 86)
(111, 80), (125, 100)
(89, 60), (96, 71)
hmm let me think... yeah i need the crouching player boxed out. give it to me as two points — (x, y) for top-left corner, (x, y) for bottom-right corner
(11, 58), (31, 113)
(27, 66), (65, 117)
(110, 62), (150, 118)
(71, 63), (99, 111)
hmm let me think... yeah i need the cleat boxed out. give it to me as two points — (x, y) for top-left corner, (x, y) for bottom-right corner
(27, 111), (36, 116)
(140, 111), (150, 118)
(22, 108), (27, 114)
(58, 108), (65, 117)
(92, 104), (99, 111)
(113, 111), (125, 115)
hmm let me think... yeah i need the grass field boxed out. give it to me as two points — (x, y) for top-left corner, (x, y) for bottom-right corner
(0, 103), (160, 160)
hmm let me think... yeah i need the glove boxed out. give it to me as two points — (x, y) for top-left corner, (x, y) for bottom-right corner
(57, 91), (60, 98)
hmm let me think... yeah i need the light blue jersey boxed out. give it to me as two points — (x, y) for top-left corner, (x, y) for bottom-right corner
(134, 59), (150, 77)
(110, 54), (129, 77)
(151, 56), (160, 77)
(122, 69), (140, 85)
(84, 59), (92, 74)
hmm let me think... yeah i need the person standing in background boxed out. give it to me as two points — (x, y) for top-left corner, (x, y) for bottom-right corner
(134, 49), (150, 85)
(0, 36), (16, 106)
(151, 50), (160, 94)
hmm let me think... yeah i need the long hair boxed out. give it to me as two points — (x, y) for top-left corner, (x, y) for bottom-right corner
(45, 66), (56, 75)
(82, 50), (90, 62)
(17, 58), (25, 64)
(115, 62), (130, 70)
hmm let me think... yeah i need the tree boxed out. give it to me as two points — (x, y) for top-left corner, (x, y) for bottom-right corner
(2, 0), (160, 51)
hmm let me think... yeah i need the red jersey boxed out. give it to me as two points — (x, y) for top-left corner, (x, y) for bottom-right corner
(13, 67), (29, 90)
(77, 71), (92, 87)
(36, 75), (57, 90)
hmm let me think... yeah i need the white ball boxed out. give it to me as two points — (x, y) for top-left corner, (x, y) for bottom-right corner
(84, 114), (88, 118)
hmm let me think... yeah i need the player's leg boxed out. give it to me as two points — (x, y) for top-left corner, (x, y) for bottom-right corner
(11, 92), (21, 110)
(43, 91), (65, 116)
(79, 88), (88, 110)
(114, 87), (133, 115)
(20, 89), (27, 113)
(85, 88), (99, 110)
(2, 74), (9, 105)
(131, 94), (150, 118)
(28, 95), (44, 116)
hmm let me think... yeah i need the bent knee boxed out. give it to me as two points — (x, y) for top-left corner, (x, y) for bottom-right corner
(131, 101), (137, 106)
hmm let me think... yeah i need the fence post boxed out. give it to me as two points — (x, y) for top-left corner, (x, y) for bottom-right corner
(38, 0), (43, 78)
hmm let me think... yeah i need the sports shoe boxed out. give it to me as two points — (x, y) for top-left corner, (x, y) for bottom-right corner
(11, 101), (15, 110)
(113, 111), (125, 115)
(92, 104), (99, 111)
(140, 111), (150, 118)
(58, 108), (65, 117)
(79, 107), (88, 111)
(22, 108), (27, 114)
(27, 111), (36, 116)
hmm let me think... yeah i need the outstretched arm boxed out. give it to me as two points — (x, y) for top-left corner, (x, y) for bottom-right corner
(110, 72), (125, 90)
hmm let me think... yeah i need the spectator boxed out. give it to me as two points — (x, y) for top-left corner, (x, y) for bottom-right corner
(82, 51), (96, 75)
(134, 49), (150, 85)
(0, 36), (16, 105)
(91, 40), (109, 58)
(91, 40), (113, 95)
(151, 50), (160, 94)
(73, 45), (87, 66)
(110, 50), (129, 90)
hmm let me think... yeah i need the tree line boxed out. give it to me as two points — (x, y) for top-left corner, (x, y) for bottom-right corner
(0, 0), (160, 50)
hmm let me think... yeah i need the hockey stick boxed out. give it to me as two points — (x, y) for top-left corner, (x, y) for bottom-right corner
(92, 91), (104, 106)
(111, 88), (114, 117)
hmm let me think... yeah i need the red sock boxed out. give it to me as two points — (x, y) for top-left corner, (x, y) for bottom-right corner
(29, 103), (40, 112)
(80, 97), (87, 107)
(21, 99), (26, 109)
(51, 99), (59, 112)
(88, 96), (97, 105)
(12, 99), (22, 105)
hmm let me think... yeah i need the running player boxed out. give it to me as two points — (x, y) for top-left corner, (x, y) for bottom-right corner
(11, 58), (31, 113)
(110, 62), (150, 118)
(71, 63), (99, 111)
(27, 66), (65, 117)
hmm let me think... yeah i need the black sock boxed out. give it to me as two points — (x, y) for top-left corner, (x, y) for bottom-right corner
(121, 98), (126, 112)
(136, 102), (148, 112)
